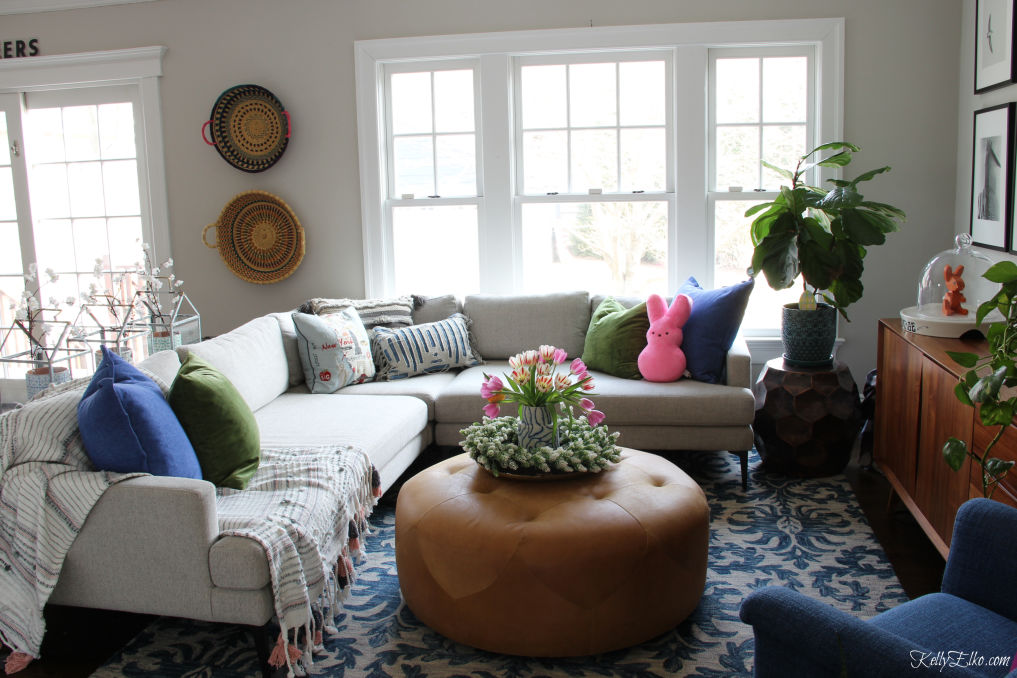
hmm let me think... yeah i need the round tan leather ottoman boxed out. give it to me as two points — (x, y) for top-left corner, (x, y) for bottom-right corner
(394, 448), (710, 657)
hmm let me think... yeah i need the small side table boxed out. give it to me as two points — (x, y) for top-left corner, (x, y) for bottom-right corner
(752, 357), (863, 477)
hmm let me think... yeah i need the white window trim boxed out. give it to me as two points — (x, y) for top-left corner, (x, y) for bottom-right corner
(355, 19), (844, 298)
(0, 46), (171, 264)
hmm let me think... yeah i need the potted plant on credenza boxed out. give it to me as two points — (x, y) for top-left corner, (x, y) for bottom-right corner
(943, 261), (1017, 498)
(746, 142), (906, 365)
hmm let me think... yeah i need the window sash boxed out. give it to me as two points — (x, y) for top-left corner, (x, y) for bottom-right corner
(383, 59), (482, 200)
(708, 45), (817, 193)
(514, 51), (674, 197)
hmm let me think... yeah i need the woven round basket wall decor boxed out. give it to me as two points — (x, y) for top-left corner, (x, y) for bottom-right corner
(201, 84), (290, 173)
(203, 190), (305, 284)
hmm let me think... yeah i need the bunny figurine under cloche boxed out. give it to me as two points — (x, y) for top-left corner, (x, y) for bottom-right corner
(899, 234), (1001, 337)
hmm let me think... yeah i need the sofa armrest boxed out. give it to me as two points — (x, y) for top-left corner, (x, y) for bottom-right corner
(942, 498), (1017, 621)
(49, 475), (221, 619)
(740, 586), (983, 678)
(724, 335), (751, 389)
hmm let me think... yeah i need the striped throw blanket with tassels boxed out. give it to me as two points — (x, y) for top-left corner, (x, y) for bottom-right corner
(217, 445), (381, 676)
(0, 379), (143, 673)
(0, 379), (380, 678)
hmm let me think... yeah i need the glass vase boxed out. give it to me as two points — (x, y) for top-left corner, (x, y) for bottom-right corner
(517, 405), (559, 450)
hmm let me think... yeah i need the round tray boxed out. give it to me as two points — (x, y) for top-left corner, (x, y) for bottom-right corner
(203, 190), (305, 284)
(203, 84), (290, 173)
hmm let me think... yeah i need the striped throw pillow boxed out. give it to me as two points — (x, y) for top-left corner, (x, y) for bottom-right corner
(298, 296), (416, 329)
(373, 313), (482, 380)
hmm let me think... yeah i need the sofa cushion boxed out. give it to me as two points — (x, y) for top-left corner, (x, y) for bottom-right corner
(169, 354), (261, 490)
(254, 393), (428, 472)
(292, 310), (375, 392)
(176, 316), (288, 412)
(412, 294), (460, 325)
(78, 346), (202, 479)
(136, 349), (181, 395)
(339, 371), (458, 419)
(373, 313), (482, 380)
(464, 291), (590, 360)
(677, 277), (754, 384)
(436, 363), (754, 427)
(268, 310), (304, 387)
(582, 297), (649, 380)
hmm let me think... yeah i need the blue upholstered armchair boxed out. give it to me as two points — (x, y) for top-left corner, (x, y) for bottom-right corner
(740, 498), (1017, 677)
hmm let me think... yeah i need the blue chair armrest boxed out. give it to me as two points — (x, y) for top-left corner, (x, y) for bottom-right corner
(740, 586), (985, 678)
(943, 498), (1017, 621)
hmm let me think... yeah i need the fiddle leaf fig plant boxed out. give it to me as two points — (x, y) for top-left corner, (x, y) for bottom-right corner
(746, 142), (906, 319)
(944, 261), (1017, 498)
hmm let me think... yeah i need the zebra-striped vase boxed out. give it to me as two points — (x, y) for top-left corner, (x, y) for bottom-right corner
(517, 405), (559, 450)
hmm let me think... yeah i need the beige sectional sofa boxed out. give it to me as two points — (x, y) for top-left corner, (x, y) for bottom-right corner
(48, 290), (754, 645)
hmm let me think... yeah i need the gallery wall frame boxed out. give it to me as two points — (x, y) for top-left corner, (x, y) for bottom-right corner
(976, 0), (1017, 93)
(970, 102), (1014, 251)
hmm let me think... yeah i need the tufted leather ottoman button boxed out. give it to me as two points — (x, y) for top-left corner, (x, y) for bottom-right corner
(395, 448), (710, 657)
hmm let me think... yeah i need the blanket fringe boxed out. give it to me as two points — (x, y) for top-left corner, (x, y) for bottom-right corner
(4, 652), (33, 674)
(253, 453), (380, 673)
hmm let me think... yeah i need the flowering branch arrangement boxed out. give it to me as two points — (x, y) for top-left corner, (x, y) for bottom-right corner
(461, 416), (622, 476)
(134, 242), (185, 326)
(480, 345), (605, 431)
(79, 258), (137, 344)
(3, 264), (77, 360)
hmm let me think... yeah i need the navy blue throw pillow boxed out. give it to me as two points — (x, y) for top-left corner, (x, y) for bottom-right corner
(77, 346), (202, 478)
(676, 277), (754, 384)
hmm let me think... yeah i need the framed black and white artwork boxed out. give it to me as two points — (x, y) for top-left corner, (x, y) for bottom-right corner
(976, 0), (1017, 93)
(971, 103), (1013, 251)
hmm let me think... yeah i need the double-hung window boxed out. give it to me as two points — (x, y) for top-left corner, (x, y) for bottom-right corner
(357, 19), (843, 332)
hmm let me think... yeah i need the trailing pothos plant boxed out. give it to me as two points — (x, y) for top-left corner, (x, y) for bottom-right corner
(944, 260), (1017, 498)
(747, 142), (906, 319)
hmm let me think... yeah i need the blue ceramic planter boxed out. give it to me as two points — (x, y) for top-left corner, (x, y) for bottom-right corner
(782, 303), (837, 367)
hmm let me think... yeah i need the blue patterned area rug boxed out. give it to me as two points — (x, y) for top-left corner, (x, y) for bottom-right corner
(91, 451), (908, 677)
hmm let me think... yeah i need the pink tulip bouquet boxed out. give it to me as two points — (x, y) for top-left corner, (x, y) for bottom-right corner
(480, 344), (605, 429)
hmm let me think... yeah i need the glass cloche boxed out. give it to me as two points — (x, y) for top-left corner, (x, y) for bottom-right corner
(899, 234), (1001, 337)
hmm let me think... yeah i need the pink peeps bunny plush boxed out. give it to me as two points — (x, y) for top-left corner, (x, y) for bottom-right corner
(638, 293), (693, 382)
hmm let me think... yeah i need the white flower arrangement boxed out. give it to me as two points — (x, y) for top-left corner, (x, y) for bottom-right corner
(460, 415), (622, 477)
(133, 241), (185, 325)
(5, 264), (76, 356)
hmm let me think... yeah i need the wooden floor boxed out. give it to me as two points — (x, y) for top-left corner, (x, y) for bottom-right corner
(10, 453), (945, 678)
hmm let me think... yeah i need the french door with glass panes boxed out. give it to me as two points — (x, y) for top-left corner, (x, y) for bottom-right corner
(0, 87), (151, 378)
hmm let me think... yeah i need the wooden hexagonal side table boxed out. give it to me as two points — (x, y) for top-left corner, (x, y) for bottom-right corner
(752, 358), (863, 477)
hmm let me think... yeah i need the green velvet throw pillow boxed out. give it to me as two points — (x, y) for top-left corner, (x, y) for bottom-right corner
(581, 297), (650, 379)
(169, 353), (261, 489)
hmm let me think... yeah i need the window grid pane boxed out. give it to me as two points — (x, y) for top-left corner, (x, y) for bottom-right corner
(389, 68), (478, 198)
(713, 198), (800, 330)
(521, 200), (667, 296)
(520, 58), (666, 195)
(392, 205), (479, 295)
(714, 54), (809, 191)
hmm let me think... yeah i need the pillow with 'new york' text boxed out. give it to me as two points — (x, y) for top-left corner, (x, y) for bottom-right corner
(292, 308), (375, 393)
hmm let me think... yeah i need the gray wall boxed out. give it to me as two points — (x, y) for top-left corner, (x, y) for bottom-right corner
(956, 0), (1017, 266)
(3, 0), (962, 383)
